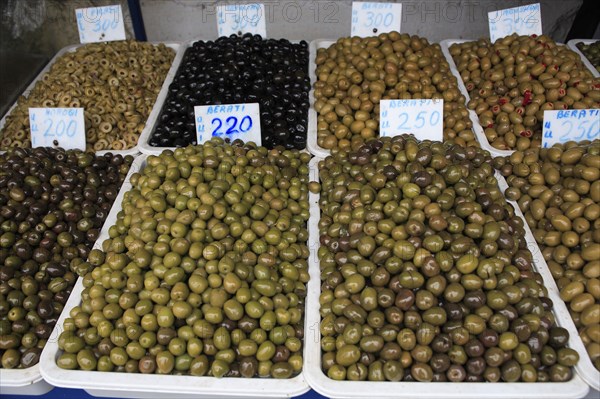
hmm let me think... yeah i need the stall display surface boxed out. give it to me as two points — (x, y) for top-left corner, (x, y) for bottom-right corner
(0, 2), (598, 393)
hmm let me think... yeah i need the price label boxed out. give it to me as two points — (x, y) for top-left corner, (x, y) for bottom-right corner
(29, 108), (86, 150)
(542, 109), (600, 148)
(488, 3), (542, 43)
(217, 3), (266, 37)
(379, 99), (444, 142)
(195, 103), (262, 145)
(76, 5), (126, 43)
(351, 2), (402, 37)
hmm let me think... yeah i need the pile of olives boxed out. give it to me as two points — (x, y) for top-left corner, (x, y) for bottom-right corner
(0, 147), (133, 369)
(495, 140), (600, 370)
(576, 41), (600, 74)
(0, 41), (175, 152)
(449, 34), (600, 151)
(56, 138), (311, 378)
(314, 33), (478, 153)
(317, 135), (579, 382)
(150, 34), (310, 150)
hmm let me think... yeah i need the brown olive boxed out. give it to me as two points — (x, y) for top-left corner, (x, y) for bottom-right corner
(0, 148), (132, 370)
(318, 135), (576, 382)
(498, 140), (600, 370)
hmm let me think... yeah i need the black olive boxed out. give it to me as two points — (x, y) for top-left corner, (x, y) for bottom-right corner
(150, 36), (309, 149)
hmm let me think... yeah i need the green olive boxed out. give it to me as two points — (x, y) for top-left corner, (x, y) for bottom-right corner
(318, 134), (579, 381)
(498, 140), (600, 370)
(52, 140), (309, 378)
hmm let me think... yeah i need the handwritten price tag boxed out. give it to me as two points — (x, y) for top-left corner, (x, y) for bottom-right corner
(542, 109), (600, 148)
(488, 3), (542, 43)
(195, 103), (262, 145)
(217, 3), (266, 37)
(76, 5), (126, 43)
(29, 108), (86, 150)
(379, 99), (444, 142)
(351, 2), (402, 37)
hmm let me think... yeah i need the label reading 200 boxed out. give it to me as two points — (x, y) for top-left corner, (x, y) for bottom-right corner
(194, 103), (262, 145)
(29, 108), (86, 150)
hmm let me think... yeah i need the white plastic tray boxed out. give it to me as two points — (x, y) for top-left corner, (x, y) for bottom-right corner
(303, 158), (590, 398)
(0, 41), (182, 157)
(136, 40), (188, 156)
(40, 153), (311, 399)
(0, 365), (52, 396)
(497, 174), (600, 392)
(567, 39), (600, 78)
(138, 39), (312, 155)
(440, 39), (514, 159)
(306, 40), (331, 158)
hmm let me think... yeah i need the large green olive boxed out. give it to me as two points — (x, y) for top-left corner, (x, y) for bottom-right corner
(56, 139), (310, 378)
(497, 140), (600, 370)
(314, 32), (478, 153)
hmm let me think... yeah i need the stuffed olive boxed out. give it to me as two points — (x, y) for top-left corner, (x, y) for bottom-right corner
(450, 34), (600, 151)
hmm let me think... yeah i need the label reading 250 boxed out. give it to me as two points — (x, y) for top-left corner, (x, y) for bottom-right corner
(379, 99), (444, 142)
(542, 109), (600, 148)
(194, 103), (262, 145)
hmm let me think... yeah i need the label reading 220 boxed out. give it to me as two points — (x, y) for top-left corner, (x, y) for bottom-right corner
(29, 108), (86, 150)
(542, 109), (600, 148)
(379, 99), (444, 142)
(195, 103), (262, 145)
